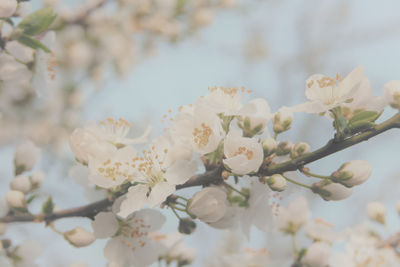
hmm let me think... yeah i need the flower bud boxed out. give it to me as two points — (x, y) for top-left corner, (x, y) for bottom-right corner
(187, 187), (227, 223)
(290, 142), (310, 158)
(312, 180), (352, 201)
(64, 227), (95, 248)
(10, 175), (31, 193)
(30, 171), (46, 188)
(0, 0), (17, 18)
(5, 190), (25, 208)
(366, 202), (386, 224)
(178, 218), (197, 235)
(384, 80), (400, 109)
(331, 160), (372, 187)
(275, 141), (292, 156)
(238, 98), (272, 135)
(302, 242), (331, 267)
(273, 107), (293, 134)
(266, 174), (287, 192)
(262, 138), (277, 156)
(14, 140), (40, 174)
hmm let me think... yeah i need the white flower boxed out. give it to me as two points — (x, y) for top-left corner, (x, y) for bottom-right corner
(238, 98), (272, 134)
(366, 202), (386, 224)
(187, 187), (227, 223)
(117, 136), (197, 218)
(14, 140), (41, 173)
(88, 146), (137, 188)
(273, 106), (293, 133)
(10, 175), (31, 193)
(384, 80), (400, 109)
(302, 242), (331, 267)
(70, 118), (150, 164)
(274, 196), (309, 234)
(5, 41), (34, 63)
(171, 105), (224, 155)
(5, 190), (25, 208)
(208, 204), (239, 230)
(152, 233), (196, 264)
(64, 227), (96, 248)
(331, 160), (372, 187)
(223, 130), (263, 175)
(14, 240), (43, 267)
(240, 179), (272, 237)
(294, 66), (368, 114)
(312, 180), (353, 201)
(305, 218), (336, 243)
(92, 209), (168, 267)
(0, 0), (17, 18)
(199, 86), (243, 115)
(266, 174), (287, 192)
(332, 224), (398, 267)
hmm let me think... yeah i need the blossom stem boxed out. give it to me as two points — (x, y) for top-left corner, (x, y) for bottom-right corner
(300, 169), (331, 180)
(170, 207), (182, 220)
(273, 132), (278, 140)
(223, 182), (248, 198)
(176, 196), (189, 202)
(282, 174), (312, 190)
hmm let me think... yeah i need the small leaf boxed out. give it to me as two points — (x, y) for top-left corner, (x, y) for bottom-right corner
(17, 7), (57, 36)
(349, 111), (380, 125)
(42, 197), (54, 216)
(17, 34), (50, 52)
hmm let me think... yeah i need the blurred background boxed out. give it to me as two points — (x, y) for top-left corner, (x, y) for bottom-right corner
(1, 0), (400, 266)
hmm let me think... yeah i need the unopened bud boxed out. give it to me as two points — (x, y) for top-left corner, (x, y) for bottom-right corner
(290, 142), (310, 158)
(366, 202), (386, 224)
(384, 80), (400, 109)
(266, 174), (287, 192)
(179, 218), (197, 235)
(273, 107), (293, 134)
(262, 138), (277, 156)
(5, 190), (25, 208)
(64, 227), (95, 248)
(10, 175), (31, 193)
(14, 140), (40, 174)
(0, 0), (17, 18)
(187, 187), (227, 223)
(275, 141), (292, 156)
(312, 180), (352, 201)
(331, 160), (372, 187)
(30, 171), (45, 188)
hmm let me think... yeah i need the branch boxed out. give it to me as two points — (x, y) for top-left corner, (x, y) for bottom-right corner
(1, 113), (399, 224)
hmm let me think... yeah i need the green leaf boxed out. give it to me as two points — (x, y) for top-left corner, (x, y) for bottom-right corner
(17, 34), (50, 52)
(42, 197), (54, 216)
(348, 111), (380, 125)
(17, 7), (57, 36)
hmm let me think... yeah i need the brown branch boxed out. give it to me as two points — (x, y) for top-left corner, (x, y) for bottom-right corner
(1, 113), (399, 224)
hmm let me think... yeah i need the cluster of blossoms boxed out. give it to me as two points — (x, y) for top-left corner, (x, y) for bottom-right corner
(0, 140), (45, 266)
(274, 198), (400, 267)
(0, 0), (238, 151)
(2, 65), (400, 266)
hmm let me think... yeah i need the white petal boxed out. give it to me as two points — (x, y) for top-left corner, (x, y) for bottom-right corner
(117, 185), (148, 218)
(92, 212), (119, 239)
(148, 182), (175, 207)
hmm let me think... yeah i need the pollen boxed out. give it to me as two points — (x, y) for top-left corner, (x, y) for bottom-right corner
(233, 146), (254, 160)
(193, 123), (213, 149)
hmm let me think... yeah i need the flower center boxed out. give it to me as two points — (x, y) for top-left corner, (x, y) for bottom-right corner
(97, 159), (132, 181)
(119, 219), (152, 251)
(233, 146), (254, 160)
(193, 123), (213, 149)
